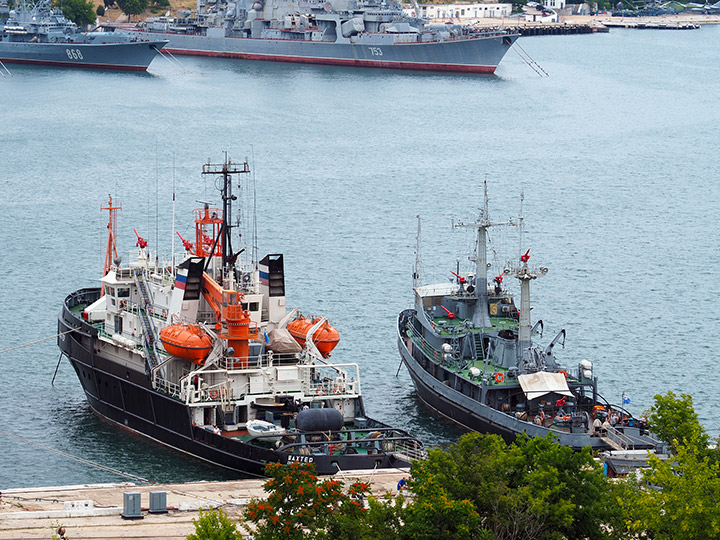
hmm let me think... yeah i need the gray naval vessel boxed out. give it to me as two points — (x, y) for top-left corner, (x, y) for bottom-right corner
(0, 0), (166, 71)
(131, 0), (519, 73)
(398, 184), (662, 452)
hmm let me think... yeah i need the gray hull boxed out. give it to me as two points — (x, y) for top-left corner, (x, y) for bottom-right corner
(0, 40), (167, 71)
(134, 30), (517, 73)
(397, 314), (658, 451)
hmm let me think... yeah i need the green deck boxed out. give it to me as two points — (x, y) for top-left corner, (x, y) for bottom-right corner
(429, 315), (517, 336)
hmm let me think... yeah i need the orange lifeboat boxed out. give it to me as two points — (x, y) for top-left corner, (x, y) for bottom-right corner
(286, 317), (340, 358)
(160, 324), (213, 364)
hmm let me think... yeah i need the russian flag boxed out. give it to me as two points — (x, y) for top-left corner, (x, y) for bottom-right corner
(175, 273), (187, 291)
(259, 264), (269, 287)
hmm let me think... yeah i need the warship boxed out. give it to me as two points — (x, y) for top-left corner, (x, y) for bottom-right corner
(0, 0), (166, 71)
(128, 0), (519, 73)
(58, 155), (425, 476)
(397, 185), (660, 451)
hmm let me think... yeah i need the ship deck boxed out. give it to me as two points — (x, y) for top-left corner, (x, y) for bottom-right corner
(429, 315), (517, 336)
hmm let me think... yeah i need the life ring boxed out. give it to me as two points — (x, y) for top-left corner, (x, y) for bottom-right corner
(494, 372), (504, 384)
(558, 370), (567, 378)
(334, 385), (342, 394)
(209, 388), (220, 400)
(161, 309), (167, 318)
(316, 387), (324, 395)
(119, 300), (127, 309)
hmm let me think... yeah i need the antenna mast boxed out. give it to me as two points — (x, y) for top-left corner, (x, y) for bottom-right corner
(454, 180), (510, 329)
(101, 195), (122, 295)
(201, 153), (251, 274)
(413, 215), (421, 289)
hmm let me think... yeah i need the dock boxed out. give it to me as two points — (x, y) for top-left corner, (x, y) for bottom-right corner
(0, 471), (407, 539)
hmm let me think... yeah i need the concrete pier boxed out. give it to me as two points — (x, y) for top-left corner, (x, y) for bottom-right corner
(0, 470), (408, 539)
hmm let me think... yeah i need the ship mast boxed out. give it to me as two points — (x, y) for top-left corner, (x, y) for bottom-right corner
(454, 181), (508, 329)
(201, 154), (251, 278)
(101, 195), (122, 295)
(413, 215), (421, 290)
(513, 251), (548, 358)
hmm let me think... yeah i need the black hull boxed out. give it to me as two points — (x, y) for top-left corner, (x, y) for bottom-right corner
(58, 288), (406, 475)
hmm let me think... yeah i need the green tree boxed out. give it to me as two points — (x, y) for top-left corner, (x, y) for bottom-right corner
(512, 0), (528, 13)
(411, 432), (623, 540)
(96, 4), (105, 16)
(618, 443), (720, 540)
(115, 0), (148, 19)
(54, 0), (96, 26)
(646, 391), (710, 451)
(187, 507), (242, 540)
(400, 476), (484, 540)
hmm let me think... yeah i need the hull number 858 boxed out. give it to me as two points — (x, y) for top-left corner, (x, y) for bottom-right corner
(66, 48), (84, 60)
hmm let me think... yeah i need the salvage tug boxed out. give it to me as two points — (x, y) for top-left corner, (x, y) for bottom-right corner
(58, 157), (424, 475)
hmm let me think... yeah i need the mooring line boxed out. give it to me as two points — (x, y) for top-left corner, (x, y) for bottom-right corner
(512, 41), (549, 77)
(0, 328), (77, 355)
(153, 46), (187, 71)
(0, 428), (152, 484)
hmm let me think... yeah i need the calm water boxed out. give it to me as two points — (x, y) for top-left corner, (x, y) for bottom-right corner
(1, 26), (719, 489)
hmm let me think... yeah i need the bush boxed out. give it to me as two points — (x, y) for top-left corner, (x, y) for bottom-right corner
(187, 508), (243, 540)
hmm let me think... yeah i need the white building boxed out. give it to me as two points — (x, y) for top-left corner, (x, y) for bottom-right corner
(404, 3), (513, 19)
(543, 0), (566, 9)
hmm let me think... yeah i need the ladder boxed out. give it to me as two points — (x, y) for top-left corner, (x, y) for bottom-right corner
(133, 267), (161, 373)
(473, 332), (485, 361)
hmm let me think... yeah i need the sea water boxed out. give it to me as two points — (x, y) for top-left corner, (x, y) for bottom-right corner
(1, 25), (719, 488)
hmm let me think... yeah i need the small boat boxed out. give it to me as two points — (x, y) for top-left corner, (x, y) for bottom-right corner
(159, 324), (213, 363)
(58, 155), (425, 476)
(287, 317), (340, 358)
(247, 420), (286, 442)
(397, 183), (661, 452)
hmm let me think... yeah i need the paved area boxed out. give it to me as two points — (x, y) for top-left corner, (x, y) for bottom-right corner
(0, 470), (408, 539)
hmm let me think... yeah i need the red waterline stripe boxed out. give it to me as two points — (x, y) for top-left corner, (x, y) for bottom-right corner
(0, 58), (147, 71)
(163, 48), (496, 73)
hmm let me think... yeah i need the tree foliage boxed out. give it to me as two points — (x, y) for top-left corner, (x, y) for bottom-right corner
(54, 0), (96, 27)
(411, 432), (623, 540)
(115, 0), (148, 18)
(238, 434), (626, 540)
(187, 507), (242, 540)
(96, 4), (105, 16)
(243, 461), (376, 540)
(618, 443), (720, 540)
(646, 391), (710, 451)
(613, 392), (720, 540)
